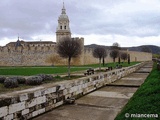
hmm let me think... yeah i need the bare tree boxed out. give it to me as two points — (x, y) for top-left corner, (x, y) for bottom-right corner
(111, 42), (121, 50)
(93, 47), (107, 70)
(56, 37), (82, 78)
(110, 42), (120, 63)
(110, 49), (119, 62)
(121, 52), (128, 62)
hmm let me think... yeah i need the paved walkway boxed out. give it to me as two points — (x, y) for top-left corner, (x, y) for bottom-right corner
(33, 62), (153, 120)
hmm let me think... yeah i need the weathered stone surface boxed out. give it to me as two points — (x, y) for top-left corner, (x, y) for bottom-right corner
(32, 108), (45, 117)
(9, 102), (25, 114)
(34, 90), (42, 97)
(22, 109), (29, 115)
(4, 114), (13, 120)
(36, 96), (46, 105)
(19, 93), (28, 102)
(0, 106), (8, 118)
(26, 98), (36, 108)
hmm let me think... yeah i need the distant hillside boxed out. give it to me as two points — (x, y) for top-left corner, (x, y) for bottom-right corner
(127, 45), (160, 54)
(85, 44), (160, 54)
(85, 44), (109, 49)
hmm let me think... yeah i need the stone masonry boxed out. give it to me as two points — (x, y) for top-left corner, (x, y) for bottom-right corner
(0, 62), (146, 119)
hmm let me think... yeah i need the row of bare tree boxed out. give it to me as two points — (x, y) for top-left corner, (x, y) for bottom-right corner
(51, 37), (130, 78)
(93, 42), (129, 70)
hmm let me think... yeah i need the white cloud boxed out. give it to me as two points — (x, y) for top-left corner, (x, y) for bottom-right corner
(0, 0), (160, 47)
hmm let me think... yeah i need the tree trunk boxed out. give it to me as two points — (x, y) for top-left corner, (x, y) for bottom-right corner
(103, 57), (105, 67)
(113, 58), (116, 67)
(118, 57), (121, 64)
(99, 58), (101, 70)
(113, 58), (115, 63)
(68, 57), (71, 78)
(128, 54), (130, 64)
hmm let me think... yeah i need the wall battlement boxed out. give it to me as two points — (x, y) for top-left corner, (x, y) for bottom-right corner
(0, 41), (152, 66)
(0, 46), (55, 54)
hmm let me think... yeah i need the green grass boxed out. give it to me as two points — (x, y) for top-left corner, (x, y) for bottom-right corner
(115, 62), (160, 120)
(0, 67), (86, 76)
(0, 62), (140, 76)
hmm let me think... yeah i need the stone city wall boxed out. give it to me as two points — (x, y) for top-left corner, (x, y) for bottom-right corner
(83, 49), (152, 65)
(0, 44), (152, 66)
(0, 62), (146, 120)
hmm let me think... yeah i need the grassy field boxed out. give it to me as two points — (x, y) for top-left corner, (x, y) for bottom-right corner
(0, 62), (140, 94)
(115, 62), (160, 120)
(0, 62), (139, 76)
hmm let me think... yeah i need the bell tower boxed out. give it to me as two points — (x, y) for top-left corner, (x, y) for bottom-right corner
(56, 2), (71, 43)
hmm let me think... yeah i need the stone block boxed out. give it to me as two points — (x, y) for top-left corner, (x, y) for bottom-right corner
(22, 109), (29, 115)
(79, 80), (83, 85)
(32, 108), (45, 117)
(78, 85), (82, 90)
(63, 89), (68, 95)
(76, 89), (83, 95)
(53, 99), (56, 104)
(44, 87), (56, 94)
(45, 104), (55, 112)
(26, 98), (36, 108)
(9, 102), (25, 114)
(32, 110), (38, 117)
(0, 106), (8, 118)
(65, 83), (72, 89)
(38, 108), (45, 114)
(59, 84), (65, 90)
(36, 96), (46, 105)
(55, 101), (63, 108)
(19, 93), (28, 102)
(34, 90), (41, 97)
(4, 114), (13, 120)
(82, 83), (87, 88)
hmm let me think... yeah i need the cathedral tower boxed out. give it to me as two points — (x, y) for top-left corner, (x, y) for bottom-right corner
(56, 2), (71, 43)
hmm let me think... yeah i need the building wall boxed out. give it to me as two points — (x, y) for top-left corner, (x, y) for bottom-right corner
(128, 51), (152, 62)
(0, 42), (152, 66)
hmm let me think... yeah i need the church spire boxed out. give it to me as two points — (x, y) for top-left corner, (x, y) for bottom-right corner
(62, 1), (66, 14)
(56, 1), (71, 43)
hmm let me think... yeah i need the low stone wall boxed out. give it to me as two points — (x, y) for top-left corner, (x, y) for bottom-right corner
(0, 62), (146, 120)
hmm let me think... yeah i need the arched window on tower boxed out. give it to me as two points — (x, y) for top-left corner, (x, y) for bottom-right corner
(60, 26), (62, 29)
(64, 26), (66, 29)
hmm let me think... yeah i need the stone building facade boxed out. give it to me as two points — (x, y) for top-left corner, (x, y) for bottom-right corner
(56, 2), (71, 43)
(0, 3), (152, 66)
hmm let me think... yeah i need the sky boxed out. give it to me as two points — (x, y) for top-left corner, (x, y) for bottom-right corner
(0, 0), (160, 47)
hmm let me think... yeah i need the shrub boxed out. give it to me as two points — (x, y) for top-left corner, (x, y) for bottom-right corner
(16, 77), (26, 84)
(0, 76), (6, 83)
(4, 77), (19, 88)
(37, 74), (54, 81)
(55, 75), (61, 79)
(26, 76), (43, 85)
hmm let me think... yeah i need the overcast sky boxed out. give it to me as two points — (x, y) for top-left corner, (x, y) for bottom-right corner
(0, 0), (160, 47)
